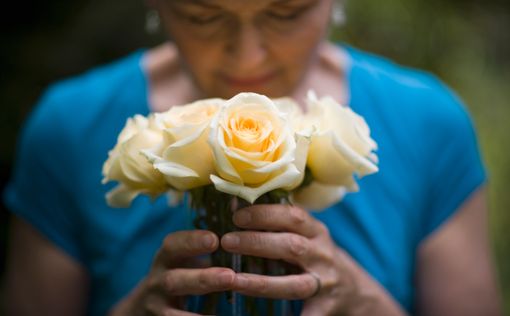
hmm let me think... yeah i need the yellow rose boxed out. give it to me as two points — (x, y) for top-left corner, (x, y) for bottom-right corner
(102, 114), (167, 207)
(304, 91), (378, 190)
(291, 182), (347, 211)
(208, 92), (309, 204)
(142, 99), (223, 191)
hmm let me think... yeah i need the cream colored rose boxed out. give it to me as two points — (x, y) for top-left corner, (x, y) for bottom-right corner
(102, 114), (167, 208)
(273, 97), (302, 122)
(304, 91), (378, 190)
(142, 99), (223, 191)
(291, 182), (347, 211)
(208, 92), (309, 204)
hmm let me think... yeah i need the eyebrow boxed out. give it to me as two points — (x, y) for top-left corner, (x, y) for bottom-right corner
(169, 0), (316, 13)
(171, 0), (222, 10)
(171, 0), (311, 8)
(272, 0), (315, 4)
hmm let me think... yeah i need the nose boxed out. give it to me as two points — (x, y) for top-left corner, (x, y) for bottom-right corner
(227, 22), (268, 71)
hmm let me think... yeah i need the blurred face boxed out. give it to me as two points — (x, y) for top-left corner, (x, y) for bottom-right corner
(155, 0), (333, 98)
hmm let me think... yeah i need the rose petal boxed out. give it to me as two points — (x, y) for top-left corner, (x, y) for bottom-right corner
(283, 131), (311, 190)
(209, 108), (243, 184)
(330, 131), (379, 176)
(158, 128), (215, 189)
(153, 161), (199, 178)
(106, 184), (141, 208)
(291, 182), (347, 211)
(308, 131), (378, 185)
(210, 164), (301, 204)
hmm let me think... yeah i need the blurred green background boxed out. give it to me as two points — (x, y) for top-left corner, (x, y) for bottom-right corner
(0, 0), (508, 314)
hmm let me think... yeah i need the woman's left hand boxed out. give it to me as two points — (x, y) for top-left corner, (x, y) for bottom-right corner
(220, 204), (381, 316)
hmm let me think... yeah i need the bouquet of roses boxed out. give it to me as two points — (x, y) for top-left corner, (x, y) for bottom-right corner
(102, 91), (378, 315)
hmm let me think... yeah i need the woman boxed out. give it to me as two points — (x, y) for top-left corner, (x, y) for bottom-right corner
(4, 0), (502, 315)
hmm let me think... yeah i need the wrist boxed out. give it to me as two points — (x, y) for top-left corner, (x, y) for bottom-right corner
(336, 251), (407, 316)
(107, 281), (145, 316)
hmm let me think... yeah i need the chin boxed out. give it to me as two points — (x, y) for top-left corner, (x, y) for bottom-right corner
(202, 74), (291, 99)
(215, 85), (289, 99)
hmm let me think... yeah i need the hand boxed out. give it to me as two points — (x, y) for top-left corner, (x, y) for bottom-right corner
(109, 230), (235, 316)
(220, 204), (381, 316)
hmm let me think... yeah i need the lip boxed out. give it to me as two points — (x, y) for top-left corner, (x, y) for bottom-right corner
(220, 72), (277, 88)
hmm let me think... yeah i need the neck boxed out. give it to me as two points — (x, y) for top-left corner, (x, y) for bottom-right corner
(290, 42), (349, 111)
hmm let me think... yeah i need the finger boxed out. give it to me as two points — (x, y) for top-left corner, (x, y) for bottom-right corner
(159, 308), (208, 316)
(155, 230), (219, 268)
(221, 231), (313, 266)
(155, 267), (235, 296)
(232, 272), (318, 300)
(146, 298), (206, 316)
(233, 204), (326, 238)
(301, 300), (326, 316)
(149, 305), (207, 316)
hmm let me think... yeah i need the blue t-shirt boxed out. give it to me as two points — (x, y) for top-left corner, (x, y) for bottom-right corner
(3, 45), (486, 315)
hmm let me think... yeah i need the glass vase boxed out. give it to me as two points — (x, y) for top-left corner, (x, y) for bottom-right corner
(188, 185), (297, 316)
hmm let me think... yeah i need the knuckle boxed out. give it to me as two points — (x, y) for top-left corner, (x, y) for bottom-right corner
(315, 221), (330, 237)
(145, 274), (161, 291)
(306, 275), (318, 294)
(162, 231), (203, 255)
(288, 206), (306, 226)
(254, 206), (271, 224)
(288, 235), (308, 257)
(316, 247), (333, 263)
(254, 277), (269, 294)
(293, 276), (315, 299)
(161, 309), (176, 316)
(143, 296), (160, 314)
(160, 310), (171, 316)
(184, 235), (197, 252)
(162, 271), (176, 294)
(153, 249), (165, 267)
(197, 271), (213, 291)
(162, 234), (174, 252)
(245, 233), (264, 250)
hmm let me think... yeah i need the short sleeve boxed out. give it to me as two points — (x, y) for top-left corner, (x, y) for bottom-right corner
(421, 81), (487, 238)
(3, 87), (84, 262)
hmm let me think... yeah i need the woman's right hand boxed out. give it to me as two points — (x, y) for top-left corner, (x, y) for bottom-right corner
(109, 230), (235, 316)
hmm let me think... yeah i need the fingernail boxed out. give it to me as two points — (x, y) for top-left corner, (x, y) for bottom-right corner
(235, 210), (251, 226)
(222, 234), (240, 248)
(202, 234), (215, 248)
(218, 271), (234, 285)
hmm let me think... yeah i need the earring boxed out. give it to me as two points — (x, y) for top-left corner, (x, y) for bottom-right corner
(145, 10), (161, 34)
(331, 1), (346, 26)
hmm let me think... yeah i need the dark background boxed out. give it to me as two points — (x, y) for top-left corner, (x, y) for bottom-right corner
(1, 0), (509, 313)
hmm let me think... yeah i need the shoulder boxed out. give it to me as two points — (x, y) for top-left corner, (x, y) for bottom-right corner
(345, 45), (477, 152)
(40, 51), (146, 122)
(345, 46), (486, 235)
(24, 51), (147, 149)
(346, 46), (468, 120)
(4, 52), (148, 264)
(13, 51), (149, 187)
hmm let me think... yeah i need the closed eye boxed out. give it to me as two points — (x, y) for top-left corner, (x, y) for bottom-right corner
(265, 2), (314, 21)
(266, 8), (305, 20)
(186, 14), (223, 25)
